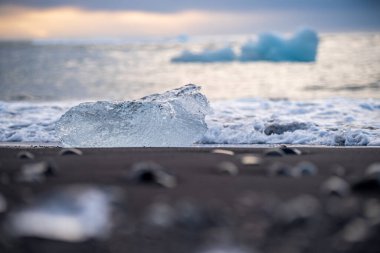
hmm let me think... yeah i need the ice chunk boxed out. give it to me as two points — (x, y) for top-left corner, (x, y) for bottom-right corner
(56, 84), (210, 147)
(239, 28), (318, 62)
(7, 185), (115, 242)
(171, 47), (236, 63)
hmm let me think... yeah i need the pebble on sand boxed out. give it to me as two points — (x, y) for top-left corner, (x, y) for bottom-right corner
(267, 163), (292, 176)
(240, 154), (262, 165)
(216, 161), (239, 176)
(0, 193), (7, 213)
(17, 151), (35, 160)
(128, 162), (177, 188)
(264, 148), (285, 157)
(291, 161), (318, 177)
(211, 149), (235, 156)
(59, 148), (83, 156)
(320, 176), (350, 197)
(16, 161), (57, 183)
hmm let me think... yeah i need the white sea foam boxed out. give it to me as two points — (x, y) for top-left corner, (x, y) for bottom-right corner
(0, 94), (379, 146)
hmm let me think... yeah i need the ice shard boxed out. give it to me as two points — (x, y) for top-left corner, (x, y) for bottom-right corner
(56, 84), (210, 147)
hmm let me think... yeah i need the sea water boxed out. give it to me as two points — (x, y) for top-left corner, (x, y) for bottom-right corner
(0, 32), (379, 146)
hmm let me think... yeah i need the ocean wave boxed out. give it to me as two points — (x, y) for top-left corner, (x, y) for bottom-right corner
(1, 97), (379, 146)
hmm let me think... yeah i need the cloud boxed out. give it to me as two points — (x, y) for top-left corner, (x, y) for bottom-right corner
(0, 5), (276, 39)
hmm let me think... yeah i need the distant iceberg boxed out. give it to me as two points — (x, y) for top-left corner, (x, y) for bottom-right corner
(240, 28), (319, 62)
(171, 28), (318, 63)
(55, 84), (210, 147)
(171, 47), (236, 63)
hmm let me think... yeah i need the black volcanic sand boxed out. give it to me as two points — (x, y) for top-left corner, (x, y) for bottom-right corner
(0, 146), (380, 253)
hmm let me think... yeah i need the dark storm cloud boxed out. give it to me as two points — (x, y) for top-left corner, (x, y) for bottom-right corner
(1, 0), (379, 12)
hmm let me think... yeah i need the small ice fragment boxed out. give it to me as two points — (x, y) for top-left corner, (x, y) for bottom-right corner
(292, 161), (318, 177)
(342, 218), (369, 243)
(16, 161), (57, 183)
(0, 193), (7, 213)
(321, 176), (350, 197)
(274, 194), (320, 225)
(56, 84), (210, 147)
(215, 161), (238, 176)
(59, 148), (83, 156)
(240, 155), (262, 165)
(17, 151), (35, 160)
(128, 162), (177, 188)
(198, 245), (250, 253)
(363, 199), (380, 223)
(145, 201), (175, 228)
(7, 185), (115, 242)
(366, 163), (380, 175)
(211, 149), (235, 156)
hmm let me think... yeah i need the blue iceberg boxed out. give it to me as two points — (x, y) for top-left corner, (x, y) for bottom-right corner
(240, 28), (319, 62)
(171, 47), (236, 63)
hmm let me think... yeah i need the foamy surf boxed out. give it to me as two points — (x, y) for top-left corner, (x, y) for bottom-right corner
(0, 85), (379, 146)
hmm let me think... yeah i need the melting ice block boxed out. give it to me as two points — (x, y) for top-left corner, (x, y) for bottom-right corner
(56, 84), (210, 147)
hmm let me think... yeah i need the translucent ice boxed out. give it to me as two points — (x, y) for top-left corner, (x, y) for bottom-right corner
(56, 84), (210, 147)
(7, 185), (114, 242)
(240, 28), (319, 62)
(171, 47), (236, 63)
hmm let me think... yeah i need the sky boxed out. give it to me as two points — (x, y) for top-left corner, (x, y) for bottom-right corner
(0, 0), (379, 39)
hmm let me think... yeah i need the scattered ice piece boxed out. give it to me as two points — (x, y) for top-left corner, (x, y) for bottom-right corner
(240, 154), (262, 165)
(145, 201), (175, 228)
(171, 47), (236, 63)
(128, 162), (177, 188)
(321, 176), (350, 197)
(292, 161), (318, 177)
(211, 149), (235, 156)
(365, 163), (380, 175)
(240, 28), (319, 62)
(59, 148), (83, 156)
(16, 161), (57, 183)
(331, 165), (347, 177)
(0, 193), (7, 213)
(364, 199), (380, 224)
(175, 200), (215, 230)
(56, 84), (210, 147)
(342, 218), (369, 243)
(198, 245), (250, 253)
(17, 151), (35, 160)
(274, 194), (320, 225)
(215, 161), (239, 176)
(7, 185), (115, 242)
(267, 163), (292, 176)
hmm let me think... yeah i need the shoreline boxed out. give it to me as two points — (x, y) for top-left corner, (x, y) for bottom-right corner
(1, 146), (380, 252)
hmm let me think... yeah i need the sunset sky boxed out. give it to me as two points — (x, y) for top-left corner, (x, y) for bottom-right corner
(0, 0), (379, 39)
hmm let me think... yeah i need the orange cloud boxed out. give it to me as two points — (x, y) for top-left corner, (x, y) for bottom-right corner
(0, 5), (269, 39)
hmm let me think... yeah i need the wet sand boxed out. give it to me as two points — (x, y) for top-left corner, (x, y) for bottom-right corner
(0, 146), (380, 253)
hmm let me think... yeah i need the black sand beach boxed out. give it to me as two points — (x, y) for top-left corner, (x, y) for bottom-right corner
(0, 146), (380, 253)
